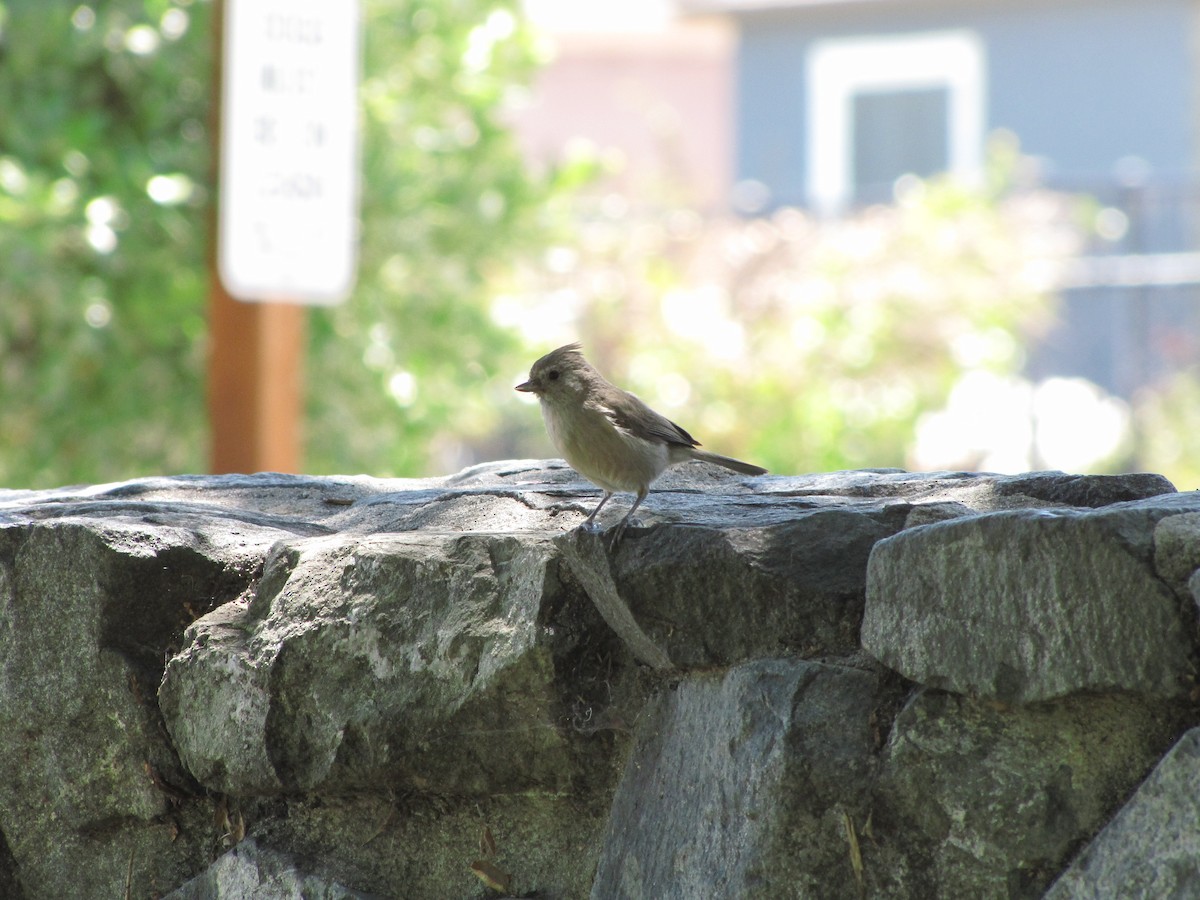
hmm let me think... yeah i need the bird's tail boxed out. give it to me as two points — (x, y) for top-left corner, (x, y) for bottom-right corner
(688, 448), (768, 477)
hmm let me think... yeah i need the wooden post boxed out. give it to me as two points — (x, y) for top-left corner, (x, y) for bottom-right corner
(207, 286), (306, 474)
(207, 0), (305, 474)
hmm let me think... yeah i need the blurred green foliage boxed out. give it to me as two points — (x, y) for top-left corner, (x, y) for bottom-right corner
(305, 1), (566, 476)
(0, 0), (559, 487)
(496, 166), (1076, 477)
(3, 1), (1189, 490)
(0, 0), (211, 485)
(1136, 367), (1200, 490)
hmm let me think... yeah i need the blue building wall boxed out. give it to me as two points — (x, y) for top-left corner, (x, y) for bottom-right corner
(735, 0), (1196, 208)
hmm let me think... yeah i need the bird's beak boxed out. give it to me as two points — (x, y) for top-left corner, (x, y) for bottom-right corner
(515, 380), (536, 393)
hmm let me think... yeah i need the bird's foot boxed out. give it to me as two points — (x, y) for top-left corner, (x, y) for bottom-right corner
(606, 516), (643, 549)
(608, 521), (627, 549)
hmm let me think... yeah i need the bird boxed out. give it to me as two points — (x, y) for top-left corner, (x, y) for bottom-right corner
(515, 343), (767, 543)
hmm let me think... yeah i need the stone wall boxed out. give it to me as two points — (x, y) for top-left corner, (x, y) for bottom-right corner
(0, 464), (1197, 898)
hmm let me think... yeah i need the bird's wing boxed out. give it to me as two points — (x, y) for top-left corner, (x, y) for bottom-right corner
(591, 386), (700, 448)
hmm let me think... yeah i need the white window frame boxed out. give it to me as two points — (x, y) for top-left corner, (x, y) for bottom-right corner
(806, 30), (986, 214)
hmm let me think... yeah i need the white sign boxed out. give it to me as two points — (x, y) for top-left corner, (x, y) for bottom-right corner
(218, 0), (362, 304)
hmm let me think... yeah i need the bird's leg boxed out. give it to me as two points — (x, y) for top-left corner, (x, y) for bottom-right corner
(608, 488), (647, 548)
(581, 491), (613, 532)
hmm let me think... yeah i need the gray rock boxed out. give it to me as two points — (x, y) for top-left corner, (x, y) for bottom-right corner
(863, 498), (1200, 703)
(604, 509), (901, 666)
(1153, 511), (1200, 597)
(1043, 727), (1200, 899)
(761, 469), (1175, 511)
(165, 838), (373, 899)
(244, 790), (614, 899)
(902, 500), (975, 528)
(0, 467), (1193, 899)
(157, 596), (281, 794)
(990, 471), (1176, 507)
(0, 518), (267, 899)
(0, 833), (18, 900)
(592, 658), (904, 900)
(870, 690), (1186, 899)
(556, 528), (673, 670)
(160, 531), (610, 796)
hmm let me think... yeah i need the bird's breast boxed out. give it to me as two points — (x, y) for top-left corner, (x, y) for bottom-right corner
(541, 401), (668, 493)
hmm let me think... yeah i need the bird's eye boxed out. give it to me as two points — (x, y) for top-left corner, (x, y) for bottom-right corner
(547, 369), (560, 381)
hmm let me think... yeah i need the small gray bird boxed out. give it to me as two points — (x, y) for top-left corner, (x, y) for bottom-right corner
(516, 343), (767, 543)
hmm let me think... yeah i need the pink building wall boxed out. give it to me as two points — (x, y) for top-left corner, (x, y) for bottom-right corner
(509, 23), (735, 210)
